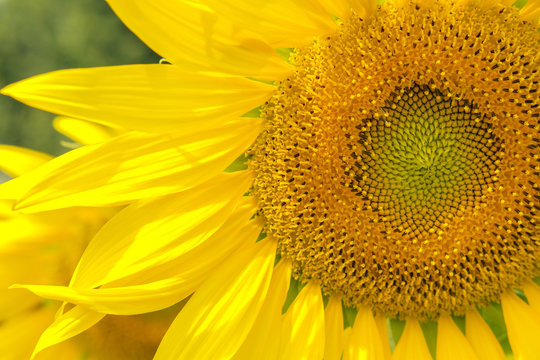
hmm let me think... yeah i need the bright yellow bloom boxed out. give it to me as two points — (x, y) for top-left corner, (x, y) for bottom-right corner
(0, 121), (176, 359)
(1, 0), (539, 359)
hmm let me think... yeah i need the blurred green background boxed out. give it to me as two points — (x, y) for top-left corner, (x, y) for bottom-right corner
(0, 0), (158, 157)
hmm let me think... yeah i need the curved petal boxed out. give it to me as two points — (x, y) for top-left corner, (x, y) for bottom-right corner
(232, 260), (292, 360)
(2, 65), (274, 134)
(203, 0), (336, 48)
(14, 277), (208, 316)
(324, 295), (345, 360)
(501, 290), (540, 360)
(53, 117), (123, 145)
(154, 237), (277, 359)
(344, 306), (387, 360)
(31, 305), (105, 359)
(465, 308), (505, 360)
(0, 145), (52, 178)
(375, 314), (391, 360)
(14, 201), (262, 315)
(105, 0), (292, 79)
(0, 144), (95, 201)
(437, 315), (479, 360)
(70, 172), (253, 288)
(392, 318), (432, 360)
(317, 0), (353, 19)
(13, 118), (261, 212)
(523, 281), (540, 314)
(520, 0), (540, 23)
(348, 0), (377, 17)
(279, 281), (325, 360)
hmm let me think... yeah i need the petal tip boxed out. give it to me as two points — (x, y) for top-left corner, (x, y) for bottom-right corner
(0, 83), (14, 96)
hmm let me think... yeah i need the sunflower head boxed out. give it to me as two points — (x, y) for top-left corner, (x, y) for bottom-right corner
(251, 0), (539, 320)
(1, 0), (539, 359)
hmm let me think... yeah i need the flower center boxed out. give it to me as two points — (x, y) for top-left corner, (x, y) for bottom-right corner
(349, 84), (501, 238)
(250, 1), (539, 319)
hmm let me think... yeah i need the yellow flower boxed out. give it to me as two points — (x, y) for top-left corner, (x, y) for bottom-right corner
(0, 120), (175, 359)
(1, 0), (539, 359)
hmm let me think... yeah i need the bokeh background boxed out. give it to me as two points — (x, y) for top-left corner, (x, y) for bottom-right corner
(0, 0), (158, 156)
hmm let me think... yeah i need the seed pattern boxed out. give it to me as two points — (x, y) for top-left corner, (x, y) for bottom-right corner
(250, 0), (539, 319)
(349, 84), (501, 238)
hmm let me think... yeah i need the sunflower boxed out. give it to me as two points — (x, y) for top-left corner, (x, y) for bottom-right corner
(1, 0), (539, 359)
(0, 120), (177, 359)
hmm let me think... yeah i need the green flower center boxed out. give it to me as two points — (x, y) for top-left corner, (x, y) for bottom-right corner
(350, 84), (500, 237)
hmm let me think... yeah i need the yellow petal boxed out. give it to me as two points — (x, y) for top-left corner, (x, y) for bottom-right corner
(2, 65), (274, 134)
(105, 0), (292, 79)
(342, 327), (352, 354)
(437, 315), (479, 360)
(233, 259), (292, 360)
(324, 295), (345, 360)
(375, 314), (391, 360)
(279, 281), (325, 360)
(0, 143), (93, 201)
(203, 0), (336, 48)
(13, 278), (206, 315)
(0, 145), (52, 178)
(520, 0), (540, 23)
(32, 305), (105, 359)
(348, 0), (377, 17)
(501, 290), (540, 360)
(14, 118), (261, 212)
(154, 237), (277, 359)
(344, 306), (386, 360)
(317, 0), (353, 19)
(70, 172), (253, 288)
(523, 281), (540, 314)
(0, 305), (81, 360)
(15, 201), (262, 315)
(53, 117), (122, 145)
(465, 308), (505, 360)
(392, 318), (432, 360)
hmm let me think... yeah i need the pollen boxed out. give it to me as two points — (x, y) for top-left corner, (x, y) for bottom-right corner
(250, 1), (539, 319)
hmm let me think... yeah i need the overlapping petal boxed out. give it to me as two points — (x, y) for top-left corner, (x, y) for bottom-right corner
(324, 295), (345, 360)
(520, 0), (540, 23)
(15, 199), (262, 316)
(202, 0), (336, 48)
(53, 117), (123, 145)
(437, 315), (479, 360)
(392, 319), (432, 360)
(69, 171), (254, 288)
(1, 65), (274, 134)
(32, 305), (105, 359)
(375, 314), (391, 360)
(343, 305), (387, 360)
(232, 260), (292, 360)
(0, 145), (52, 178)
(154, 237), (277, 359)
(465, 308), (505, 360)
(105, 0), (292, 79)
(347, 0), (377, 17)
(523, 281), (540, 314)
(501, 290), (540, 360)
(10, 118), (261, 212)
(279, 281), (326, 360)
